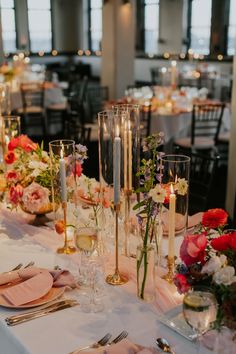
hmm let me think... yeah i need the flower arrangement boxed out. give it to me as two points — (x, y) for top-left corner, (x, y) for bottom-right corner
(0, 135), (87, 215)
(174, 208), (236, 330)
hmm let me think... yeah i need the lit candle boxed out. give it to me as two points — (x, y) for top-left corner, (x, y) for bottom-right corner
(171, 60), (177, 89)
(123, 121), (128, 191)
(168, 184), (176, 259)
(161, 67), (167, 86)
(128, 120), (132, 190)
(59, 146), (67, 202)
(114, 125), (121, 205)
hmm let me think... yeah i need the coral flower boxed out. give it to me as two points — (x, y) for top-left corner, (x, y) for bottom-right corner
(202, 208), (228, 229)
(5, 170), (20, 183)
(180, 233), (207, 266)
(4, 151), (16, 164)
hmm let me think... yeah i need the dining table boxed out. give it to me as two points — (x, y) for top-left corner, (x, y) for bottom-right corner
(0, 206), (232, 354)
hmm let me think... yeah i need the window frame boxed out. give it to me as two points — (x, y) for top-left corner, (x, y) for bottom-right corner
(227, 0), (236, 56)
(88, 0), (103, 52)
(27, 0), (53, 53)
(0, 0), (17, 53)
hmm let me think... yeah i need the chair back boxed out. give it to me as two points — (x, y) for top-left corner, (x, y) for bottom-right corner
(188, 151), (220, 214)
(21, 82), (45, 111)
(85, 86), (109, 122)
(191, 103), (225, 145)
(65, 120), (91, 146)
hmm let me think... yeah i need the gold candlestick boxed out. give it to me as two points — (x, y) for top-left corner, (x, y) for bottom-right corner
(162, 256), (176, 284)
(57, 201), (76, 254)
(124, 189), (132, 257)
(106, 204), (128, 285)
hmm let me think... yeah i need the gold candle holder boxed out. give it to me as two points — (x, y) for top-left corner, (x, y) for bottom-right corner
(57, 202), (76, 254)
(124, 189), (132, 257)
(106, 204), (128, 285)
(162, 255), (176, 284)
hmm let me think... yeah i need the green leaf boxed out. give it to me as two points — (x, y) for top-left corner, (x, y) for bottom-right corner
(133, 200), (146, 210)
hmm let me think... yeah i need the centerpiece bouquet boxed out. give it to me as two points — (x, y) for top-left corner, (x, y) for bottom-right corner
(174, 208), (236, 330)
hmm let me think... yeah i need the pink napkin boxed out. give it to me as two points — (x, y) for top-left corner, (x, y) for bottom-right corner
(1, 271), (53, 306)
(0, 267), (76, 288)
(78, 339), (159, 354)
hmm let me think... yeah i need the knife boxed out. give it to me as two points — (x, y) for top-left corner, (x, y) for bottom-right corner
(6, 300), (79, 326)
(6, 299), (76, 322)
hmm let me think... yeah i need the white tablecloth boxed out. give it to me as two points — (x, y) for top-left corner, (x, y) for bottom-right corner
(0, 208), (213, 354)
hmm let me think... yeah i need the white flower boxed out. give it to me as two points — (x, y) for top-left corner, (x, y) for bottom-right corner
(175, 178), (188, 196)
(28, 161), (48, 178)
(149, 184), (166, 203)
(201, 255), (227, 275)
(213, 266), (236, 285)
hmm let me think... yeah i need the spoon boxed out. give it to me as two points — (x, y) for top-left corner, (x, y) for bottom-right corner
(156, 338), (175, 354)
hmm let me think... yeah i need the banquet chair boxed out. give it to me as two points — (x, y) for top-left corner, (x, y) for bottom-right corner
(188, 151), (220, 214)
(84, 86), (109, 123)
(18, 82), (46, 136)
(65, 120), (91, 146)
(174, 103), (225, 151)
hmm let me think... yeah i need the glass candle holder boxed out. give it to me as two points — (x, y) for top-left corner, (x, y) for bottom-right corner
(1, 115), (21, 161)
(49, 139), (77, 254)
(160, 154), (190, 255)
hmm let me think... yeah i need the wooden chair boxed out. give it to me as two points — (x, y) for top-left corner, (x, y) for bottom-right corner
(188, 151), (220, 214)
(174, 103), (225, 151)
(18, 82), (46, 136)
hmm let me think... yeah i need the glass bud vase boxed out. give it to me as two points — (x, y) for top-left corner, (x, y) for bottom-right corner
(136, 244), (155, 302)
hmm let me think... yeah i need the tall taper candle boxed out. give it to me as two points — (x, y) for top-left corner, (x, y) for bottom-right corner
(123, 122), (128, 190)
(168, 184), (176, 259)
(59, 149), (67, 202)
(128, 121), (132, 190)
(114, 126), (121, 205)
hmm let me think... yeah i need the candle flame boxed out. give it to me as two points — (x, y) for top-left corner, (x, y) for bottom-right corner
(170, 184), (174, 194)
(171, 60), (177, 67)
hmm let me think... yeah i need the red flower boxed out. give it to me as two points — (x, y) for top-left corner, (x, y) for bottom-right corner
(4, 151), (16, 164)
(211, 234), (231, 251)
(174, 274), (191, 294)
(162, 184), (170, 204)
(19, 135), (38, 152)
(5, 170), (20, 183)
(9, 184), (23, 205)
(202, 208), (228, 229)
(180, 233), (207, 266)
(8, 136), (20, 150)
(229, 231), (236, 250)
(75, 162), (83, 177)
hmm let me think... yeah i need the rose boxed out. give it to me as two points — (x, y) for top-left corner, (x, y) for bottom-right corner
(5, 170), (20, 183)
(8, 135), (38, 152)
(229, 231), (236, 249)
(21, 182), (50, 213)
(211, 234), (231, 251)
(213, 266), (236, 285)
(4, 151), (16, 164)
(202, 208), (228, 229)
(174, 274), (191, 294)
(180, 233), (207, 266)
(8, 184), (23, 205)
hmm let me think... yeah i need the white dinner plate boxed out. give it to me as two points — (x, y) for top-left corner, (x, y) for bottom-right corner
(158, 305), (197, 341)
(0, 281), (65, 309)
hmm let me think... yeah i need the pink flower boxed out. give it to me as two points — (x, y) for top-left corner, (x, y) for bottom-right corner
(8, 136), (20, 151)
(180, 233), (207, 266)
(21, 182), (50, 213)
(8, 184), (23, 205)
(19, 135), (38, 152)
(5, 170), (20, 183)
(75, 162), (83, 177)
(174, 274), (191, 294)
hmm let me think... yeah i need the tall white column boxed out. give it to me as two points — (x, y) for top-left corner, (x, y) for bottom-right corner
(226, 56), (236, 218)
(101, 0), (135, 99)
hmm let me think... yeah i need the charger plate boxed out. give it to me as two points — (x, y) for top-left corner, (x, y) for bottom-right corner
(158, 305), (198, 341)
(0, 281), (65, 309)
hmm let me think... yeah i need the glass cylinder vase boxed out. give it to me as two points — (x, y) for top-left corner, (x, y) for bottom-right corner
(137, 243), (155, 302)
(49, 139), (77, 254)
(1, 115), (21, 161)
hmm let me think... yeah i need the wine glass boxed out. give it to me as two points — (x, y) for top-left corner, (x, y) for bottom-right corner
(183, 289), (217, 353)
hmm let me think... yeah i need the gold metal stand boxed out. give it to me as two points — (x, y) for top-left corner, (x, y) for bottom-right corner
(57, 201), (76, 254)
(162, 256), (176, 284)
(106, 204), (128, 285)
(124, 189), (132, 257)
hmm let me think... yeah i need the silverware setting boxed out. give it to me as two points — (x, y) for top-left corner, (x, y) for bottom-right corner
(69, 330), (129, 354)
(156, 337), (175, 354)
(5, 299), (79, 326)
(7, 261), (35, 273)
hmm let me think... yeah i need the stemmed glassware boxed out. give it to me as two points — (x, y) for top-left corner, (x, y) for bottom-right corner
(183, 288), (217, 353)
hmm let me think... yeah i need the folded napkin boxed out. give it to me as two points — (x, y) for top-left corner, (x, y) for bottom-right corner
(78, 339), (159, 354)
(1, 271), (53, 306)
(0, 267), (76, 288)
(162, 211), (203, 234)
(0, 267), (77, 306)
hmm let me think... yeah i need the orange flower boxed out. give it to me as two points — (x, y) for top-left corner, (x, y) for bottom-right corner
(202, 208), (228, 229)
(55, 219), (65, 234)
(4, 151), (16, 164)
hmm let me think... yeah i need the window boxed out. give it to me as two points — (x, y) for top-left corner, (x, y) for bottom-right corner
(0, 0), (16, 52)
(228, 0), (236, 55)
(189, 0), (212, 55)
(144, 0), (159, 54)
(27, 0), (52, 52)
(89, 0), (102, 51)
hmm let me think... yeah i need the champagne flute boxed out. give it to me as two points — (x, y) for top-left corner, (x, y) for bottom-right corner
(183, 289), (217, 353)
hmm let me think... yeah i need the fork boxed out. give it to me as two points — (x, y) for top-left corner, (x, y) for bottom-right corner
(69, 333), (112, 354)
(108, 330), (129, 345)
(10, 263), (23, 271)
(24, 261), (35, 268)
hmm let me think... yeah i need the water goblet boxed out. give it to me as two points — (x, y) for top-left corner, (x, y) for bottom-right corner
(183, 288), (217, 353)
